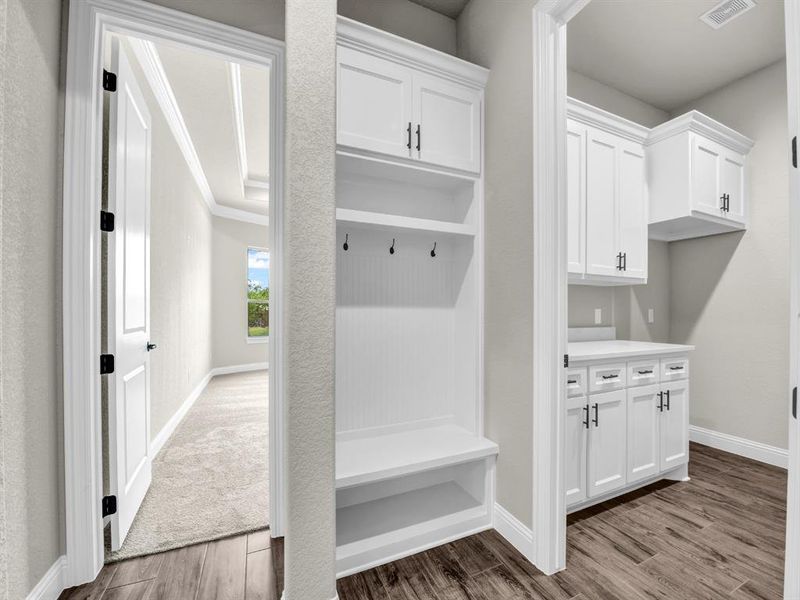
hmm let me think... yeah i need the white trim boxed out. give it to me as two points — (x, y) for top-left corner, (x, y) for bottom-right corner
(62, 0), (285, 587)
(530, 0), (589, 576)
(212, 362), (269, 376)
(149, 372), (212, 458)
(229, 62), (270, 203)
(690, 425), (788, 469)
(25, 556), (66, 600)
(493, 504), (535, 564)
(567, 97), (649, 144)
(646, 109), (755, 153)
(127, 38), (268, 225)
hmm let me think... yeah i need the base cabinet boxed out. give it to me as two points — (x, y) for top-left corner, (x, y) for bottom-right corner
(567, 354), (690, 510)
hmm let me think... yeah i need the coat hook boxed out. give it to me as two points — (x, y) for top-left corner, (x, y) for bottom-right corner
(343, 233), (349, 251)
(430, 242), (437, 258)
(389, 238), (396, 255)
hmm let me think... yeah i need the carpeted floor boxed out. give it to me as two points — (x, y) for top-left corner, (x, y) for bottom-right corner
(107, 370), (269, 562)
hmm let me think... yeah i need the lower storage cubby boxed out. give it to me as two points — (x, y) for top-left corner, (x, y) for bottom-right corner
(335, 458), (494, 577)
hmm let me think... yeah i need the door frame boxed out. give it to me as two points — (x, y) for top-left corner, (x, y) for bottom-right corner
(62, 0), (285, 587)
(531, 0), (800, 586)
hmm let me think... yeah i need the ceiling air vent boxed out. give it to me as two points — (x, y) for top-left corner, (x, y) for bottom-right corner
(700, 0), (757, 29)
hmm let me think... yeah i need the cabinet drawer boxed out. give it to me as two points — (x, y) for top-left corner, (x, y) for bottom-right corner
(567, 368), (588, 398)
(588, 363), (627, 393)
(661, 357), (689, 381)
(627, 359), (660, 387)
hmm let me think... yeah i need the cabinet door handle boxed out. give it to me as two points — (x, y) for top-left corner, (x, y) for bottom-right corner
(665, 389), (671, 411)
(601, 374), (619, 380)
(623, 252), (627, 271)
(406, 122), (412, 149)
(616, 252), (623, 271)
(658, 391), (664, 412)
(592, 403), (599, 427)
(416, 124), (421, 152)
(583, 405), (590, 429)
(637, 369), (653, 375)
(720, 194), (727, 211)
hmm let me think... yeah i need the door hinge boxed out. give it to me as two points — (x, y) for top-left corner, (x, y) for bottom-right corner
(792, 136), (797, 169)
(100, 354), (115, 375)
(103, 69), (117, 92)
(102, 495), (117, 518)
(100, 211), (115, 232)
(793, 387), (797, 419)
(564, 354), (569, 368)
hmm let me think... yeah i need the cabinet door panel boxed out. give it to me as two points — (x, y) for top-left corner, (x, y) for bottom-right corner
(627, 384), (660, 484)
(337, 47), (413, 159)
(691, 135), (723, 216)
(413, 74), (481, 173)
(586, 129), (619, 277)
(588, 389), (627, 497)
(618, 142), (647, 279)
(566, 395), (588, 507)
(660, 381), (689, 471)
(720, 150), (746, 223)
(567, 120), (587, 275)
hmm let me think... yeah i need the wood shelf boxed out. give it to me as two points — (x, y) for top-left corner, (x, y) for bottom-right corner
(336, 208), (476, 238)
(336, 424), (498, 489)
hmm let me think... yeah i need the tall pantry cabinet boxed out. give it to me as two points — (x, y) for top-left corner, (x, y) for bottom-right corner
(333, 18), (497, 577)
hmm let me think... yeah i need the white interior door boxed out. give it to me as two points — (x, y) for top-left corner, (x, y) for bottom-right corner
(107, 38), (153, 551)
(566, 120), (586, 275)
(587, 389), (627, 497)
(336, 46), (413, 159)
(626, 384), (660, 483)
(565, 395), (588, 507)
(659, 382), (689, 472)
(413, 73), (481, 173)
(585, 128), (619, 277)
(617, 142), (647, 279)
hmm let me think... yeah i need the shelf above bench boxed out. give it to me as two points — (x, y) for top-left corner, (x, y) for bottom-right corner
(336, 208), (476, 238)
(336, 424), (498, 489)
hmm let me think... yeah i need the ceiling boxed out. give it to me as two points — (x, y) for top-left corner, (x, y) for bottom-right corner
(148, 41), (270, 216)
(408, 0), (469, 19)
(567, 0), (785, 112)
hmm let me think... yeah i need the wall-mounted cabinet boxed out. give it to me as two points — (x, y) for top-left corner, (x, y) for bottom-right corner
(647, 111), (754, 242)
(337, 24), (484, 175)
(567, 98), (649, 286)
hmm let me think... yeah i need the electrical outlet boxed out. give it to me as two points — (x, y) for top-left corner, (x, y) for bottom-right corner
(594, 308), (602, 325)
(648, 308), (655, 324)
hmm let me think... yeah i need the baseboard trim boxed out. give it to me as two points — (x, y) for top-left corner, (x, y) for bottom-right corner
(26, 556), (66, 600)
(493, 503), (536, 564)
(211, 362), (269, 376)
(280, 594), (339, 600)
(690, 425), (788, 468)
(150, 371), (212, 458)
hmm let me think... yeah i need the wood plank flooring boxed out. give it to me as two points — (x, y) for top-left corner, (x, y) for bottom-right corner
(62, 443), (786, 600)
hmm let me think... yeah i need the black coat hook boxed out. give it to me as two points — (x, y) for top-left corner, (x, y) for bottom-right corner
(389, 238), (396, 255)
(343, 233), (349, 251)
(430, 242), (437, 258)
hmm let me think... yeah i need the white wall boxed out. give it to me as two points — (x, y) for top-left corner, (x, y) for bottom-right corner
(1, 1), (64, 597)
(568, 70), (669, 128)
(669, 60), (790, 449)
(211, 217), (269, 369)
(457, 0), (535, 528)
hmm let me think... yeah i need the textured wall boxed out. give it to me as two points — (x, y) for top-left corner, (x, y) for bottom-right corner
(284, 0), (337, 598)
(457, 0), (535, 528)
(211, 217), (269, 369)
(0, 0), (7, 596)
(1, 0), (63, 598)
(669, 60), (790, 449)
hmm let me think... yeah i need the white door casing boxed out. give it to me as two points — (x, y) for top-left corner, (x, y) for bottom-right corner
(107, 38), (153, 551)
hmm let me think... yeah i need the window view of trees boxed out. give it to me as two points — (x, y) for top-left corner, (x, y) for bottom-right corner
(247, 248), (269, 338)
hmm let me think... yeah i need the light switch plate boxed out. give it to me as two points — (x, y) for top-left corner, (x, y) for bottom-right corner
(594, 308), (602, 324)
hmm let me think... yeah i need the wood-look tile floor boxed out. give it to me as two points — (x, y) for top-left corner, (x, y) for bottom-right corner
(62, 443), (786, 600)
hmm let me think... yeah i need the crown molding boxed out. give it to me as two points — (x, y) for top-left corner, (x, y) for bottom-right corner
(128, 38), (268, 223)
(567, 97), (650, 144)
(647, 110), (755, 154)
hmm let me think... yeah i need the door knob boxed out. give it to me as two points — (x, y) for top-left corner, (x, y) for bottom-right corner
(146, 342), (157, 351)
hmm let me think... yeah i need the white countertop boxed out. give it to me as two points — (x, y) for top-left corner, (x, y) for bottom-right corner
(568, 340), (694, 362)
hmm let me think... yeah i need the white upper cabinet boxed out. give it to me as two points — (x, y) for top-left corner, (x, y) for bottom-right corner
(647, 111), (753, 241)
(568, 98), (649, 285)
(337, 21), (486, 174)
(336, 47), (413, 159)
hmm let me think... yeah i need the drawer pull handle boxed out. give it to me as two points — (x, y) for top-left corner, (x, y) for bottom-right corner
(666, 389), (671, 411)
(583, 405), (590, 429)
(592, 403), (599, 427)
(601, 374), (619, 380)
(669, 366), (684, 371)
(567, 379), (577, 384)
(658, 391), (664, 412)
(637, 369), (653, 375)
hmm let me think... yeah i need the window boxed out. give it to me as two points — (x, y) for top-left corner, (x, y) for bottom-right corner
(247, 247), (269, 340)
